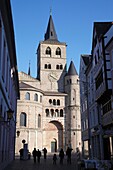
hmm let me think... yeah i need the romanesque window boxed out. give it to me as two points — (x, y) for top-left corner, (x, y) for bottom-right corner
(53, 99), (56, 105)
(51, 109), (54, 117)
(56, 65), (59, 69)
(55, 109), (59, 117)
(57, 99), (60, 105)
(56, 47), (61, 56)
(34, 93), (38, 101)
(46, 109), (49, 117)
(49, 99), (52, 104)
(46, 47), (51, 55)
(44, 64), (51, 69)
(38, 114), (41, 128)
(20, 112), (26, 126)
(60, 65), (63, 69)
(40, 95), (42, 103)
(60, 109), (63, 117)
(25, 92), (30, 100)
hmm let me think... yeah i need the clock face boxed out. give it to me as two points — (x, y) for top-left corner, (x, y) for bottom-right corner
(48, 72), (58, 81)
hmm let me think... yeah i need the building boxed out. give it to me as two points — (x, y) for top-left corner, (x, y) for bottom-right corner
(0, 0), (19, 169)
(15, 14), (81, 154)
(80, 22), (113, 162)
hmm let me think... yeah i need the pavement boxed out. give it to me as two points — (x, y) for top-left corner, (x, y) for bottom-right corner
(4, 153), (79, 170)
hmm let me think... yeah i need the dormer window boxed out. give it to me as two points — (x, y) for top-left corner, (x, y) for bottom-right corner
(46, 47), (51, 55)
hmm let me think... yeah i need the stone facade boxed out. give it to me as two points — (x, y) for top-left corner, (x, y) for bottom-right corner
(15, 15), (81, 154)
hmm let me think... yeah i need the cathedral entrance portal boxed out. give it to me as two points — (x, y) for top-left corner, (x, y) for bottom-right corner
(44, 120), (63, 152)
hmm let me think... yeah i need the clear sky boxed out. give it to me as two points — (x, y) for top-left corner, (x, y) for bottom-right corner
(10, 0), (113, 77)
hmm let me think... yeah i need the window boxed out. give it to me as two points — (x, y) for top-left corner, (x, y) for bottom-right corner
(46, 47), (51, 55)
(51, 109), (54, 117)
(34, 94), (38, 101)
(46, 109), (49, 117)
(56, 47), (61, 56)
(57, 99), (60, 105)
(56, 65), (59, 69)
(49, 99), (52, 104)
(60, 65), (63, 69)
(48, 64), (51, 69)
(38, 114), (41, 128)
(55, 109), (59, 117)
(40, 95), (42, 103)
(45, 64), (47, 69)
(20, 112), (26, 126)
(95, 69), (103, 90)
(60, 109), (63, 117)
(53, 99), (56, 105)
(25, 92), (30, 100)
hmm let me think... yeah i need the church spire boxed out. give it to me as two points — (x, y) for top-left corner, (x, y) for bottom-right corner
(44, 14), (58, 41)
(67, 61), (78, 76)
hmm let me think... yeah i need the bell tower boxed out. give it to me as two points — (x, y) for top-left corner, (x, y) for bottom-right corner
(36, 14), (67, 92)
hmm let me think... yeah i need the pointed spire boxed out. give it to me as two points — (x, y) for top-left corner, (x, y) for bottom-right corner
(44, 14), (58, 41)
(28, 61), (30, 75)
(67, 61), (78, 76)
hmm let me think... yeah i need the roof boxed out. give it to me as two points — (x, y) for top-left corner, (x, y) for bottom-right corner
(44, 14), (58, 42)
(94, 22), (112, 39)
(81, 55), (91, 66)
(67, 61), (78, 76)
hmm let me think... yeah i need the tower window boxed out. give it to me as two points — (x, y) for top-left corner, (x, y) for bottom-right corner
(56, 65), (59, 69)
(60, 65), (63, 69)
(57, 99), (60, 105)
(51, 32), (53, 36)
(53, 99), (56, 105)
(60, 109), (63, 117)
(49, 99), (52, 104)
(46, 109), (49, 117)
(56, 47), (61, 56)
(45, 64), (47, 69)
(34, 93), (38, 101)
(46, 47), (51, 55)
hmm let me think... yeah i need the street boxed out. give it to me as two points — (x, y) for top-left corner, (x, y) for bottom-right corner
(4, 154), (78, 170)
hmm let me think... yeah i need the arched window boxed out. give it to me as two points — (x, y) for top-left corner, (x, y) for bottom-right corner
(46, 109), (49, 117)
(34, 93), (38, 101)
(55, 109), (59, 117)
(20, 112), (26, 126)
(49, 99), (52, 104)
(53, 99), (56, 105)
(40, 95), (42, 103)
(60, 65), (63, 69)
(56, 47), (61, 56)
(38, 114), (41, 128)
(60, 109), (63, 117)
(25, 92), (30, 100)
(48, 64), (51, 69)
(45, 64), (47, 69)
(51, 109), (54, 117)
(46, 47), (51, 55)
(57, 99), (60, 105)
(56, 65), (59, 69)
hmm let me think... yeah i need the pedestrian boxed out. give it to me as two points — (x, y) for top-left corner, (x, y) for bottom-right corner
(42, 147), (47, 160)
(32, 148), (37, 163)
(59, 148), (64, 164)
(36, 149), (41, 163)
(19, 148), (23, 160)
(66, 147), (73, 164)
(53, 153), (57, 164)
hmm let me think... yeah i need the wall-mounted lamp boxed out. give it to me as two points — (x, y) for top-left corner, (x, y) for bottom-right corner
(0, 108), (14, 123)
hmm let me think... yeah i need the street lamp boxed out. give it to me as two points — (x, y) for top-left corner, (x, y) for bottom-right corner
(0, 108), (14, 123)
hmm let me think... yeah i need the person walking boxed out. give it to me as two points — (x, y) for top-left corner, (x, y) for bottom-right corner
(42, 148), (47, 160)
(36, 149), (41, 163)
(53, 153), (57, 164)
(66, 147), (73, 164)
(32, 148), (37, 163)
(59, 148), (64, 164)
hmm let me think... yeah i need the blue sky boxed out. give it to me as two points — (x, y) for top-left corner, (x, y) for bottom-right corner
(10, 0), (113, 77)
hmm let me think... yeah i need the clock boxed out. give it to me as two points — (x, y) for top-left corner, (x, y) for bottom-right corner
(48, 72), (58, 81)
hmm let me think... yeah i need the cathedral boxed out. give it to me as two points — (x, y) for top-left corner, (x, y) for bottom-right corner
(15, 14), (81, 154)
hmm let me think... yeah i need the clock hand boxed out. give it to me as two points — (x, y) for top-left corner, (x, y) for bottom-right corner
(50, 75), (57, 80)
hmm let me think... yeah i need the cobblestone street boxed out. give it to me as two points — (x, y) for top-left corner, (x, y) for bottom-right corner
(4, 154), (78, 170)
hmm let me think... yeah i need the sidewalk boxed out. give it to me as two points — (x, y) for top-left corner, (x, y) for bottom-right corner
(4, 154), (78, 170)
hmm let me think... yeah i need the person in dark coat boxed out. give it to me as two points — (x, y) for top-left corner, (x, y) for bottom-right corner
(59, 148), (64, 164)
(66, 147), (73, 164)
(42, 148), (47, 160)
(36, 149), (41, 163)
(32, 148), (37, 163)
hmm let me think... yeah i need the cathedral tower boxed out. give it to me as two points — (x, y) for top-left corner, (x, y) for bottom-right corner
(37, 14), (67, 92)
(65, 61), (81, 150)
